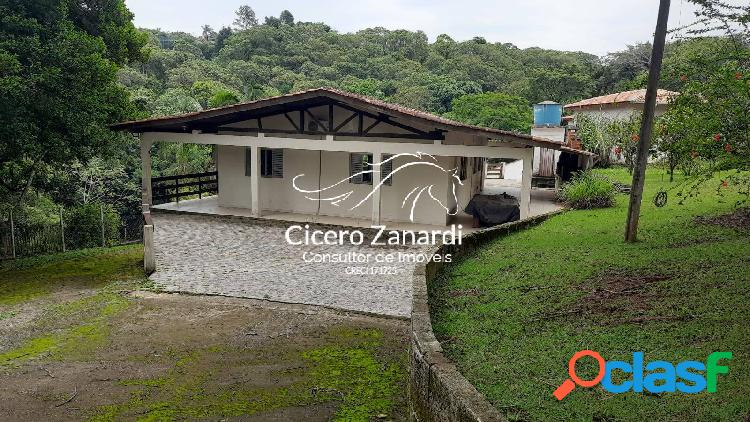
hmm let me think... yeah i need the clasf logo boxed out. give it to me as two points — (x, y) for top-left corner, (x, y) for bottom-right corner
(553, 350), (732, 400)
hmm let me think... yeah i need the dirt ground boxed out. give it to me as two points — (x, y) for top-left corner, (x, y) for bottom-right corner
(0, 248), (410, 421)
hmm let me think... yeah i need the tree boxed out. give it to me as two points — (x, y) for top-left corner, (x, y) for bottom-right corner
(604, 113), (644, 173)
(264, 16), (281, 28)
(0, 0), (146, 208)
(152, 88), (202, 116)
(201, 25), (216, 41)
(655, 113), (692, 181)
(233, 5), (258, 30)
(209, 90), (240, 108)
(597, 43), (653, 93)
(214, 26), (233, 54)
(279, 10), (294, 25)
(576, 114), (614, 166)
(444, 92), (532, 133)
(660, 0), (750, 201)
(66, 0), (149, 64)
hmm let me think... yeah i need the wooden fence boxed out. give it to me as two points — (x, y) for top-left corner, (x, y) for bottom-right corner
(152, 171), (218, 205)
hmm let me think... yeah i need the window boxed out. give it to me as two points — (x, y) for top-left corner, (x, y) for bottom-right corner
(459, 157), (468, 180)
(350, 153), (394, 186)
(350, 153), (373, 185)
(380, 154), (393, 186)
(247, 148), (283, 178)
(261, 148), (283, 178)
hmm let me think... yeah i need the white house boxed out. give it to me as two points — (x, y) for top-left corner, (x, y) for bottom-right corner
(564, 88), (678, 120)
(114, 88), (592, 234)
(563, 89), (678, 164)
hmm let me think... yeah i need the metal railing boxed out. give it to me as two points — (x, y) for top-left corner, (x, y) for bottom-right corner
(152, 171), (218, 205)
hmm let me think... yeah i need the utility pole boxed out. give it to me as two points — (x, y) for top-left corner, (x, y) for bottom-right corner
(625, 0), (671, 242)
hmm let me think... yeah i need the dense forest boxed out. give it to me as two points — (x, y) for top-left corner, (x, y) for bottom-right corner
(123, 8), (695, 121)
(1, 1), (747, 246)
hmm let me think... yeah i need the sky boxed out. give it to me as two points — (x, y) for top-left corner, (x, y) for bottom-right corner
(124, 0), (733, 56)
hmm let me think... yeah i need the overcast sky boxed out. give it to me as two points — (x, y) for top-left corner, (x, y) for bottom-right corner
(124, 0), (732, 56)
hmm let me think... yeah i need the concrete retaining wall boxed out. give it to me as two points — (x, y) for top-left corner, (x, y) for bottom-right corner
(409, 211), (563, 422)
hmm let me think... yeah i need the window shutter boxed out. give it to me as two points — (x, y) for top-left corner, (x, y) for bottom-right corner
(381, 154), (393, 186)
(245, 148), (252, 177)
(350, 153), (364, 184)
(272, 149), (283, 178)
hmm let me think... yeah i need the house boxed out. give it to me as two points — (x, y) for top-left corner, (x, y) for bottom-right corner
(563, 89), (679, 163)
(113, 88), (593, 263)
(564, 88), (678, 120)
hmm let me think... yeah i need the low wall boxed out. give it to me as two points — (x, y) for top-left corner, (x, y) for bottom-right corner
(409, 211), (563, 422)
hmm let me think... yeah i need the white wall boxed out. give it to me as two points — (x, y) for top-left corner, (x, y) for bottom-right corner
(259, 149), (321, 214)
(217, 145), (252, 208)
(571, 103), (668, 121)
(504, 160), (523, 180)
(217, 146), (457, 226)
(380, 155), (453, 226)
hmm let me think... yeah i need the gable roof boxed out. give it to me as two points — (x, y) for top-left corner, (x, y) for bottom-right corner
(113, 87), (593, 155)
(564, 89), (678, 110)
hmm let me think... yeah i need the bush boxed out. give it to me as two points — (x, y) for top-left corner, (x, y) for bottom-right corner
(559, 171), (616, 209)
(64, 203), (122, 249)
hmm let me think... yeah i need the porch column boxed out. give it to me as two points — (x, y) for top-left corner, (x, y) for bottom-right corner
(372, 151), (382, 225)
(140, 135), (152, 207)
(520, 148), (533, 220)
(250, 142), (261, 217)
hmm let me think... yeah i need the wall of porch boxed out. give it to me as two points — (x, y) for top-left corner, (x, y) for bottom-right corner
(216, 146), (479, 226)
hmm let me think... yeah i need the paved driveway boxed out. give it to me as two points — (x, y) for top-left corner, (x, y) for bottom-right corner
(150, 213), (418, 318)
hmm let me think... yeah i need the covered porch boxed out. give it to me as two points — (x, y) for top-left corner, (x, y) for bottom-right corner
(150, 185), (561, 233)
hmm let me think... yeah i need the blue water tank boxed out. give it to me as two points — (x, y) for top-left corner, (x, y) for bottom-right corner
(533, 101), (563, 127)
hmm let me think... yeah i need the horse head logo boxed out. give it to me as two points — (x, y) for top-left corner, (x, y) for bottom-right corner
(292, 152), (463, 222)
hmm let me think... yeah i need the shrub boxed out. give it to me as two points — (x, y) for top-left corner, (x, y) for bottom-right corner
(559, 171), (616, 209)
(64, 203), (122, 249)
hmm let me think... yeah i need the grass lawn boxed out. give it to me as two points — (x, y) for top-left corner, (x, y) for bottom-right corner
(430, 167), (750, 421)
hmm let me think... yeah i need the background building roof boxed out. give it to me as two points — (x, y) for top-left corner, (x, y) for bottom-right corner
(564, 89), (679, 109)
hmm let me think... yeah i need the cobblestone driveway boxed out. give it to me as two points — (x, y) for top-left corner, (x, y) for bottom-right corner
(150, 213), (418, 318)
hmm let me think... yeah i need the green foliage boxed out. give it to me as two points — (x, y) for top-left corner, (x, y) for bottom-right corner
(605, 112), (643, 172)
(120, 21), (610, 123)
(444, 92), (532, 133)
(653, 2), (749, 193)
(233, 5), (258, 29)
(63, 203), (121, 249)
(152, 88), (202, 116)
(0, 0), (146, 207)
(558, 171), (616, 209)
(576, 113), (643, 170)
(208, 89), (240, 108)
(153, 143), (214, 177)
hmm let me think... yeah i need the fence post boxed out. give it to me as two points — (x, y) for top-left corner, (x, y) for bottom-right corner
(100, 204), (106, 247)
(175, 177), (180, 204)
(59, 206), (66, 252)
(142, 204), (156, 274)
(9, 210), (16, 259)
